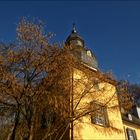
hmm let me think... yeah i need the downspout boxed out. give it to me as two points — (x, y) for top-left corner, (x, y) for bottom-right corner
(70, 68), (74, 140)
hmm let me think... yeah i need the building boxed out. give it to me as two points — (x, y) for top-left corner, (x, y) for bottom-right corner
(121, 105), (140, 140)
(63, 25), (140, 140)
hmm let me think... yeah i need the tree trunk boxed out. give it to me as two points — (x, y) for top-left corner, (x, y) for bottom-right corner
(10, 109), (20, 140)
(28, 107), (37, 140)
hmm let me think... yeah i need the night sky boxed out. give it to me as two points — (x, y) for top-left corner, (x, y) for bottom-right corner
(0, 1), (140, 84)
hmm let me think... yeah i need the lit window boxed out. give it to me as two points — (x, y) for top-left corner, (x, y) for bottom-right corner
(87, 50), (92, 57)
(126, 128), (137, 140)
(91, 101), (109, 127)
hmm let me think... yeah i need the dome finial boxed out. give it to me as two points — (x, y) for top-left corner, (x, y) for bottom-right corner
(72, 23), (77, 33)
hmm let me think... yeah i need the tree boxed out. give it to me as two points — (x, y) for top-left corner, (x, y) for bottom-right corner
(0, 18), (122, 140)
(117, 80), (134, 112)
(0, 18), (55, 140)
(127, 83), (140, 105)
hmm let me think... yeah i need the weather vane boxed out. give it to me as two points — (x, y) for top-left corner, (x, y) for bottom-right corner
(72, 22), (77, 33)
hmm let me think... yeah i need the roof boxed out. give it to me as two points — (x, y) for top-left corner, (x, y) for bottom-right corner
(65, 24), (84, 46)
(122, 113), (140, 126)
(76, 63), (117, 86)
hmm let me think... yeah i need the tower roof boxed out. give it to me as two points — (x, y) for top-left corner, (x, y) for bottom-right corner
(65, 24), (84, 47)
(65, 24), (98, 70)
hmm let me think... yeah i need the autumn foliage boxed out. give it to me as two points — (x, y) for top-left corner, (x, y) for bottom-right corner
(0, 18), (72, 140)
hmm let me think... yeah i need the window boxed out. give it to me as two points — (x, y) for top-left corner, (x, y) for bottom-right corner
(91, 101), (109, 127)
(126, 128), (137, 140)
(87, 50), (92, 57)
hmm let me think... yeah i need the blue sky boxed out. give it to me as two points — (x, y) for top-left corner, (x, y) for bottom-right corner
(0, 1), (140, 84)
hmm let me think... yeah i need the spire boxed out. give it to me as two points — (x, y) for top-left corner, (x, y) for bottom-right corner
(65, 23), (84, 47)
(72, 23), (77, 33)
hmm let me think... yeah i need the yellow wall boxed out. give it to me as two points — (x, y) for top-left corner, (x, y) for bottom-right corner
(72, 68), (125, 140)
(123, 122), (140, 140)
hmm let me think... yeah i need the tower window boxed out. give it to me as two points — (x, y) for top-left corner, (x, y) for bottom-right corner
(91, 101), (109, 127)
(87, 50), (92, 57)
(126, 128), (137, 140)
(70, 40), (83, 47)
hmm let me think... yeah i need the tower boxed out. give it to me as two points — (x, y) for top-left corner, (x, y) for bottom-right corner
(64, 25), (125, 140)
(65, 24), (98, 71)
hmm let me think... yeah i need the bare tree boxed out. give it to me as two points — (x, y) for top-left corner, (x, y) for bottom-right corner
(117, 80), (134, 113)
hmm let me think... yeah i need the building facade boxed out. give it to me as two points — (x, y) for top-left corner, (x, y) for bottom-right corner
(64, 25), (140, 140)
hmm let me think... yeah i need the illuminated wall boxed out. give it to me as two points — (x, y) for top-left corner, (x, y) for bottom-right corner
(123, 122), (140, 140)
(72, 68), (126, 140)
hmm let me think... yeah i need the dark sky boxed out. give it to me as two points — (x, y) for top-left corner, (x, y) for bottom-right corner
(0, 1), (140, 84)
